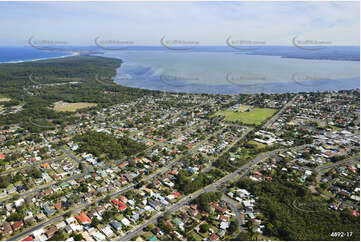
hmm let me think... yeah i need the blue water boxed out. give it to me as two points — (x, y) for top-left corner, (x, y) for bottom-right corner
(97, 46), (360, 94)
(0, 46), (74, 63)
(1, 45), (359, 94)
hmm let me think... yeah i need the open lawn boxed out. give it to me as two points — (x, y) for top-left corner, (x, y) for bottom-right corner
(252, 234), (280, 241)
(247, 140), (267, 149)
(189, 232), (203, 241)
(141, 232), (154, 240)
(215, 108), (277, 125)
(53, 101), (97, 112)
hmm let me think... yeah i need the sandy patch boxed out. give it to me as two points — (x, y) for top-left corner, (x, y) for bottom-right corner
(0, 98), (11, 102)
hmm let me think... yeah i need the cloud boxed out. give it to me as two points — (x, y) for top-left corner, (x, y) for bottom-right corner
(0, 1), (359, 45)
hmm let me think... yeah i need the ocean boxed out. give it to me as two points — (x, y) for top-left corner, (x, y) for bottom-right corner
(0, 46), (74, 63)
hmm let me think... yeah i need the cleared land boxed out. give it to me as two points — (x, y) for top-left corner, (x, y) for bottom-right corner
(215, 108), (277, 125)
(0, 98), (11, 102)
(53, 101), (97, 112)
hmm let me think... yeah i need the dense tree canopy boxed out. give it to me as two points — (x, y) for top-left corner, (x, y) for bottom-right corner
(237, 177), (360, 241)
(74, 131), (147, 159)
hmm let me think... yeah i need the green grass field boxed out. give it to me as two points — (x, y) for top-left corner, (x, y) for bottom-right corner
(247, 140), (267, 149)
(215, 108), (277, 125)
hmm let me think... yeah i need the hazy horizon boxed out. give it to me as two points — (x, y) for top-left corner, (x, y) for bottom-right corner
(0, 1), (359, 46)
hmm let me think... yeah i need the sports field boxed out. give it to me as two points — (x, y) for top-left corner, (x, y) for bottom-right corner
(215, 108), (277, 125)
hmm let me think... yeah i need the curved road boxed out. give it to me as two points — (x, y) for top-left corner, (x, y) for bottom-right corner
(222, 196), (243, 234)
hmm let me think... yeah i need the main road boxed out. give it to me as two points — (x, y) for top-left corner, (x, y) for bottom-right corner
(263, 95), (298, 129)
(119, 144), (309, 241)
(118, 145), (290, 241)
(314, 157), (359, 173)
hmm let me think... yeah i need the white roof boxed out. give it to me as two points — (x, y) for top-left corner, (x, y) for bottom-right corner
(56, 221), (66, 229)
(33, 228), (45, 237)
(70, 223), (83, 232)
(121, 218), (131, 226)
(15, 198), (25, 207)
(220, 222), (229, 230)
(92, 231), (106, 241)
(66, 217), (76, 224)
(144, 205), (154, 211)
(102, 226), (114, 237)
(243, 200), (253, 207)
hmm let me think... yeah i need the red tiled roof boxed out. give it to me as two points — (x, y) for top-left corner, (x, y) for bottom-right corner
(11, 221), (24, 231)
(76, 212), (91, 224)
(54, 202), (62, 210)
(22, 236), (33, 241)
(219, 215), (229, 221)
(112, 199), (120, 205)
(351, 210), (360, 216)
(119, 162), (129, 169)
(254, 171), (263, 176)
(118, 201), (128, 211)
(210, 234), (219, 241)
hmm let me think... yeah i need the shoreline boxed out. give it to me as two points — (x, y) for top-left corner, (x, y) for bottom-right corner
(0, 52), (79, 64)
(113, 79), (361, 95)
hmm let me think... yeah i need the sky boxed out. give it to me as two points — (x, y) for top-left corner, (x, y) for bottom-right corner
(0, 1), (359, 46)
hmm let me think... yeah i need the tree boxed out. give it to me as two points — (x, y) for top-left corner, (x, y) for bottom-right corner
(146, 224), (156, 231)
(163, 211), (172, 220)
(91, 217), (100, 227)
(28, 168), (42, 179)
(235, 231), (251, 241)
(200, 223), (210, 233)
(103, 195), (111, 203)
(0, 176), (10, 188)
(194, 192), (221, 212)
(6, 212), (24, 222)
(229, 220), (239, 234)
(72, 232), (84, 241)
(51, 230), (66, 241)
